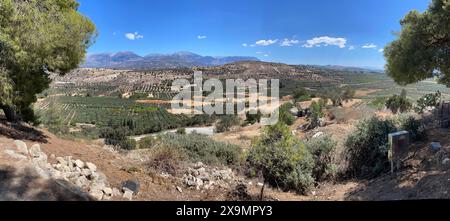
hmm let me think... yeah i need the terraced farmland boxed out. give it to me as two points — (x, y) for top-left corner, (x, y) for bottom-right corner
(35, 96), (204, 135)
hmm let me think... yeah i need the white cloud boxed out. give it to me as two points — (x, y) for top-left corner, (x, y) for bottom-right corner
(255, 39), (278, 46)
(264, 54), (269, 57)
(197, 35), (207, 39)
(362, 43), (377, 49)
(302, 36), (347, 48)
(378, 48), (384, 53)
(242, 43), (248, 47)
(125, 32), (144, 40)
(349, 45), (355, 50)
(280, 38), (299, 47)
(256, 51), (264, 54)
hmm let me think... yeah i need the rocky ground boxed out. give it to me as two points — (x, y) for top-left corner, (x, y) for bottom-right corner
(2, 120), (450, 201)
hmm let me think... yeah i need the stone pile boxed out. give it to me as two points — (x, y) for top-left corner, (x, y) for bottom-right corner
(182, 162), (237, 191)
(5, 140), (128, 201)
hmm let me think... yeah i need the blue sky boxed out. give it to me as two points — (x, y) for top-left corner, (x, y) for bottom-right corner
(78, 0), (430, 69)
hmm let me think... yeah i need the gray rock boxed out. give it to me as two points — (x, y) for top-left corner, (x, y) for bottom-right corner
(4, 149), (28, 160)
(14, 140), (28, 155)
(29, 144), (42, 158)
(85, 162), (97, 172)
(81, 168), (92, 177)
(123, 190), (133, 200)
(103, 187), (113, 196)
(112, 188), (121, 197)
(56, 157), (66, 165)
(122, 180), (140, 194)
(443, 158), (450, 165)
(74, 159), (85, 168)
(75, 176), (90, 188)
(430, 142), (442, 151)
(89, 189), (104, 201)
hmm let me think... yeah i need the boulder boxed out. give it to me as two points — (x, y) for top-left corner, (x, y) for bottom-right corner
(29, 144), (42, 158)
(123, 190), (133, 200)
(4, 149), (27, 160)
(75, 176), (90, 188)
(122, 180), (140, 195)
(13, 140), (28, 155)
(112, 188), (121, 197)
(103, 187), (113, 196)
(89, 189), (104, 201)
(74, 159), (85, 168)
(85, 162), (97, 172)
(56, 157), (67, 165)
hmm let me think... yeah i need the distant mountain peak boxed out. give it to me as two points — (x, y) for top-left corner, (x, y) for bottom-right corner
(82, 51), (259, 69)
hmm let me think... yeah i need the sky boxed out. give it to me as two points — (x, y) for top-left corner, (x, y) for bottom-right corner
(77, 0), (430, 69)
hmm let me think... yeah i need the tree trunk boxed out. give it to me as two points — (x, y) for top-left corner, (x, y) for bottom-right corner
(259, 181), (266, 201)
(0, 105), (18, 122)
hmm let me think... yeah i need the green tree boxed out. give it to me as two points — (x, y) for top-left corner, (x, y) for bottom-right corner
(385, 89), (413, 114)
(0, 0), (96, 122)
(215, 115), (240, 133)
(323, 86), (355, 107)
(278, 103), (295, 126)
(247, 123), (314, 195)
(384, 0), (450, 85)
(415, 91), (441, 114)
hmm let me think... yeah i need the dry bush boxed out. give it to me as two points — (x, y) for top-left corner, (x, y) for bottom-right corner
(146, 145), (186, 175)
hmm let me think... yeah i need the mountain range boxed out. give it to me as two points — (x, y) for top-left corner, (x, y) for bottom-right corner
(82, 51), (260, 69)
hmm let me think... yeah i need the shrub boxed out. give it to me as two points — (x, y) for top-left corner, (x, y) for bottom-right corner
(415, 91), (441, 114)
(323, 85), (355, 107)
(278, 103), (295, 126)
(158, 133), (242, 166)
(245, 111), (262, 125)
(100, 127), (136, 150)
(176, 128), (186, 135)
(344, 117), (396, 178)
(247, 123), (314, 194)
(146, 144), (186, 175)
(305, 135), (337, 182)
(138, 136), (158, 149)
(385, 89), (412, 114)
(215, 115), (240, 133)
(395, 114), (425, 141)
(293, 88), (312, 102)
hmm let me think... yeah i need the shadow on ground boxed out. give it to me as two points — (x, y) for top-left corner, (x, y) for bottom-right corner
(0, 118), (48, 143)
(345, 169), (450, 200)
(0, 166), (93, 201)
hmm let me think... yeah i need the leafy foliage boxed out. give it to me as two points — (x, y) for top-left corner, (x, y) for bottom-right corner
(100, 127), (136, 150)
(384, 0), (450, 86)
(344, 117), (397, 178)
(395, 114), (425, 142)
(293, 88), (314, 102)
(247, 123), (314, 194)
(323, 85), (355, 107)
(385, 89), (412, 114)
(157, 133), (242, 166)
(278, 103), (295, 126)
(0, 0), (97, 121)
(305, 135), (337, 182)
(415, 91), (441, 114)
(215, 115), (240, 133)
(245, 111), (262, 125)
